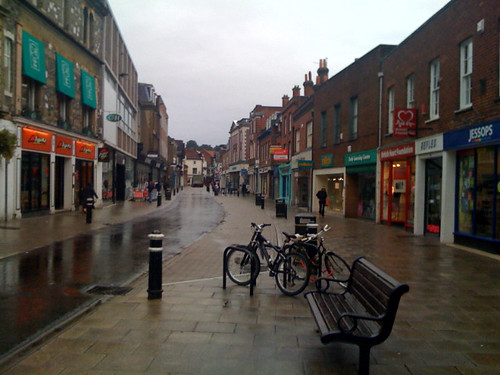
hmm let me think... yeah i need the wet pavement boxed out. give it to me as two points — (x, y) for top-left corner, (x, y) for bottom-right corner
(0, 190), (223, 360)
(1, 188), (500, 374)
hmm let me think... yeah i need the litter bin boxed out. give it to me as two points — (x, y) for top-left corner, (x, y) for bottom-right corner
(165, 189), (172, 200)
(275, 198), (287, 218)
(295, 213), (317, 236)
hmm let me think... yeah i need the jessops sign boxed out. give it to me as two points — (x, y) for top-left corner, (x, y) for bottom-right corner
(444, 119), (500, 149)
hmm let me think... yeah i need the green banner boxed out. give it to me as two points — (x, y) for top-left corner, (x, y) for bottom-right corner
(56, 53), (75, 98)
(81, 70), (96, 108)
(22, 30), (46, 84)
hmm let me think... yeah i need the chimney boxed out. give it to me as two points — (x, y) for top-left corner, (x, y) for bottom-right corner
(292, 85), (300, 97)
(303, 71), (314, 97)
(317, 58), (329, 84)
(282, 95), (289, 107)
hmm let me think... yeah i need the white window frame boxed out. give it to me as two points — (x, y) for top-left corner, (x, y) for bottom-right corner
(430, 58), (440, 120)
(306, 121), (312, 148)
(3, 31), (14, 96)
(387, 87), (394, 134)
(406, 74), (415, 108)
(460, 39), (473, 109)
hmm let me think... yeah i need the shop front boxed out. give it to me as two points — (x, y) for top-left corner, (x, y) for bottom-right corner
(292, 158), (313, 209)
(344, 149), (377, 220)
(20, 126), (98, 215)
(278, 162), (291, 204)
(313, 153), (344, 214)
(379, 143), (415, 228)
(414, 134), (444, 237)
(444, 119), (500, 252)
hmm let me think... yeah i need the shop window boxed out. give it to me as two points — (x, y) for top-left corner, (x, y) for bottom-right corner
(457, 149), (476, 235)
(476, 147), (495, 237)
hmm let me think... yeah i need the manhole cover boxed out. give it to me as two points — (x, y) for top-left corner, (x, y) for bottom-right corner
(86, 286), (132, 295)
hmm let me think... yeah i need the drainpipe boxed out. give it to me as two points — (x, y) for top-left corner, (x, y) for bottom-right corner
(377, 71), (384, 147)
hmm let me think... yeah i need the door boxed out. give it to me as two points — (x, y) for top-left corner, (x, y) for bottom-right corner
(425, 158), (442, 234)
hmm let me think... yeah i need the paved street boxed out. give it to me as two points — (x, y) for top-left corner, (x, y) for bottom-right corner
(1, 188), (500, 374)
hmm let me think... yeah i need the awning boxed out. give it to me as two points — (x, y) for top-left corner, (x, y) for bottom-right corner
(81, 70), (96, 109)
(22, 30), (46, 84)
(56, 53), (75, 98)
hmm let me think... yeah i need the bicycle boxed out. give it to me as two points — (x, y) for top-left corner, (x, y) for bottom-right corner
(225, 223), (311, 296)
(287, 224), (351, 287)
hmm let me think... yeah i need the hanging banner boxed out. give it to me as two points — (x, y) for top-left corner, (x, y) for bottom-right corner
(22, 30), (46, 84)
(22, 128), (52, 152)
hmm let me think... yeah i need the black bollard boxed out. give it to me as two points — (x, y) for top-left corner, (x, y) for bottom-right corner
(148, 231), (164, 299)
(261, 197), (265, 209)
(85, 197), (94, 223)
(157, 191), (162, 207)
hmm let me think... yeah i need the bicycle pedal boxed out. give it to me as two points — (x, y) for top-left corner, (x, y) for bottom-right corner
(269, 271), (275, 277)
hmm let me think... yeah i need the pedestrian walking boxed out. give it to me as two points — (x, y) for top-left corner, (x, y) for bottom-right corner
(147, 181), (154, 203)
(316, 187), (327, 216)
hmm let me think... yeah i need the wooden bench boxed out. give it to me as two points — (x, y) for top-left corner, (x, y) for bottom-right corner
(304, 256), (409, 375)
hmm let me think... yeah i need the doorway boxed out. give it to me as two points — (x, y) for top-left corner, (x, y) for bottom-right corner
(425, 158), (442, 234)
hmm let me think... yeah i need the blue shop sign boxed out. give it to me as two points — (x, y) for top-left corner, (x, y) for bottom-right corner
(444, 119), (500, 150)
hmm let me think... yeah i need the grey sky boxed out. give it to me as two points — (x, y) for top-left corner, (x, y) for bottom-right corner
(107, 0), (450, 146)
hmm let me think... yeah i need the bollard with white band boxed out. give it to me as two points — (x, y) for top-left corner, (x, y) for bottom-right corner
(148, 230), (164, 299)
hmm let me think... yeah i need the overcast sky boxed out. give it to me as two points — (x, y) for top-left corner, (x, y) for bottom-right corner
(107, 0), (450, 146)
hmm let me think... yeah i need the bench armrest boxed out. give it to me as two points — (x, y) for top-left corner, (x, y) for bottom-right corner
(337, 312), (385, 334)
(314, 277), (349, 293)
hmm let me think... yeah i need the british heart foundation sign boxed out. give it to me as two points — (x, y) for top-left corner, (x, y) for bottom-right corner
(393, 108), (417, 137)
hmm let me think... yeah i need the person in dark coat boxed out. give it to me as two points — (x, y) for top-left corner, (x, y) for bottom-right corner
(316, 187), (327, 216)
(82, 182), (98, 209)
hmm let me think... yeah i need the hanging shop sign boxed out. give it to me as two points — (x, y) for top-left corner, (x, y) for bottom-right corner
(393, 108), (417, 137)
(98, 147), (110, 162)
(55, 135), (73, 156)
(22, 128), (52, 152)
(273, 148), (288, 161)
(75, 140), (95, 160)
(106, 113), (122, 122)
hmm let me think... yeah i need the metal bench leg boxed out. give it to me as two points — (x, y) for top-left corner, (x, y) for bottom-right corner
(359, 345), (370, 375)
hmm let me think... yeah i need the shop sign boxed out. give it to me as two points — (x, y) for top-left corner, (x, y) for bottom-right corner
(55, 135), (73, 156)
(106, 113), (122, 122)
(98, 147), (110, 162)
(380, 143), (415, 161)
(75, 140), (95, 160)
(273, 149), (288, 161)
(320, 154), (333, 168)
(444, 119), (500, 150)
(298, 160), (313, 169)
(22, 128), (52, 152)
(147, 151), (159, 158)
(269, 145), (282, 154)
(345, 149), (377, 166)
(416, 134), (443, 155)
(393, 108), (417, 137)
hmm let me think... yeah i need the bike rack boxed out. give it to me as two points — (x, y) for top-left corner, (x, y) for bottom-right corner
(223, 245), (258, 296)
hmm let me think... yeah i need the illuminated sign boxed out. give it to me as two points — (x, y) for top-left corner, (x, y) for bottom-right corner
(55, 135), (73, 156)
(22, 128), (52, 152)
(75, 140), (95, 160)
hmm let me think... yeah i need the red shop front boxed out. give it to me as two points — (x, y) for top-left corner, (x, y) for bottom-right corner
(379, 143), (415, 228)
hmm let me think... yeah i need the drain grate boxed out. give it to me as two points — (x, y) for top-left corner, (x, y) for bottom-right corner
(86, 286), (132, 296)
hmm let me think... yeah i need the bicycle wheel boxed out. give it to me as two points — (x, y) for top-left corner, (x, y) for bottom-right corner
(225, 247), (260, 286)
(274, 252), (310, 296)
(324, 251), (351, 282)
